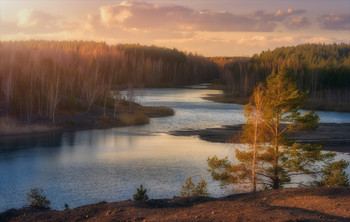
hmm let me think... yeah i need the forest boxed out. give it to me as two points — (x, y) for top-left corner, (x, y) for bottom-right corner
(0, 41), (219, 123)
(214, 43), (350, 110)
(1, 41), (349, 125)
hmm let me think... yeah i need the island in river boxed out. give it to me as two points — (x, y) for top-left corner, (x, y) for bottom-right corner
(0, 100), (174, 138)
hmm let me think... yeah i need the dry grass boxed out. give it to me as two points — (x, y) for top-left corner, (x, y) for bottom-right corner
(115, 113), (150, 126)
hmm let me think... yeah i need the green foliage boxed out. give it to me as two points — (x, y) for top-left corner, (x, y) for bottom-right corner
(218, 43), (350, 105)
(180, 177), (209, 197)
(259, 68), (326, 189)
(208, 68), (346, 192)
(133, 185), (149, 201)
(26, 188), (51, 209)
(315, 160), (349, 187)
(64, 203), (70, 210)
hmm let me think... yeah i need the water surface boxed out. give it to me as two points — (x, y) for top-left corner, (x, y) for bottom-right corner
(1, 85), (350, 211)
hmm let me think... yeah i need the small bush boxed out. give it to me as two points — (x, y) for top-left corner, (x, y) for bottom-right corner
(64, 203), (70, 210)
(180, 177), (209, 198)
(133, 185), (149, 201)
(315, 160), (349, 187)
(26, 188), (51, 209)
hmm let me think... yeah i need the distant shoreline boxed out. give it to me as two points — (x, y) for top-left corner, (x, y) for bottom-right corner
(203, 89), (350, 113)
(171, 123), (350, 153)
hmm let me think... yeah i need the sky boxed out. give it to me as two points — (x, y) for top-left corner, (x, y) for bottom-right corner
(1, 0), (349, 56)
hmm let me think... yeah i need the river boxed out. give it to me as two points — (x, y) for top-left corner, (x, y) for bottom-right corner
(1, 84), (350, 211)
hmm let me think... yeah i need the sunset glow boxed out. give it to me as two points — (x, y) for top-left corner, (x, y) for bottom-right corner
(1, 0), (349, 56)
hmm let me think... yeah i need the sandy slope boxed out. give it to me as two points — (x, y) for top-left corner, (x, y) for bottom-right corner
(1, 187), (349, 222)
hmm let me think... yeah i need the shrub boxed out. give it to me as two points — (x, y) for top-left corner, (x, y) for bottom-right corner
(180, 177), (209, 197)
(133, 185), (149, 201)
(26, 188), (51, 209)
(315, 160), (349, 187)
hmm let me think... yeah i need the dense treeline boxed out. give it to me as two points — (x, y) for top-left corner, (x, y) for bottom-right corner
(217, 43), (350, 106)
(0, 40), (219, 123)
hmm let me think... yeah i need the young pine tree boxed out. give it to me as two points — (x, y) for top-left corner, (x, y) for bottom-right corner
(133, 184), (149, 201)
(180, 177), (209, 197)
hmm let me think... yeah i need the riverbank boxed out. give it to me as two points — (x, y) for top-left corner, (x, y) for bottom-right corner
(1, 187), (349, 221)
(0, 103), (174, 138)
(204, 91), (350, 112)
(172, 123), (350, 153)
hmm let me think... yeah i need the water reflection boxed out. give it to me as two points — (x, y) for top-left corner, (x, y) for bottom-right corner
(0, 132), (64, 151)
(1, 86), (350, 211)
(0, 131), (230, 211)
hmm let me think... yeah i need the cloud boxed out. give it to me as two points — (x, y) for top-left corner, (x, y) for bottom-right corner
(11, 9), (62, 34)
(90, 1), (308, 33)
(319, 13), (350, 30)
(195, 10), (276, 32)
(1, 0), (314, 41)
(17, 9), (58, 27)
(237, 35), (295, 47)
(284, 16), (310, 30)
(253, 8), (305, 22)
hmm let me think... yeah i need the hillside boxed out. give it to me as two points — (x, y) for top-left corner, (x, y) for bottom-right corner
(0, 41), (217, 126)
(1, 187), (349, 221)
(214, 43), (350, 111)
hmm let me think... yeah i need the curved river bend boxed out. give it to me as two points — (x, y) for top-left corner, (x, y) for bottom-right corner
(1, 85), (350, 211)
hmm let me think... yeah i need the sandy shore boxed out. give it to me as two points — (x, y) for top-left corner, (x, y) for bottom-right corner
(171, 123), (350, 153)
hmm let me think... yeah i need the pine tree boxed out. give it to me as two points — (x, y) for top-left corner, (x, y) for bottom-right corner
(133, 184), (149, 201)
(180, 177), (209, 197)
(260, 68), (329, 189)
(315, 160), (349, 187)
(208, 67), (348, 191)
(26, 188), (51, 209)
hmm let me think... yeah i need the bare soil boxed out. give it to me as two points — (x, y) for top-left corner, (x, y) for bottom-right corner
(1, 187), (349, 222)
(172, 123), (350, 153)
